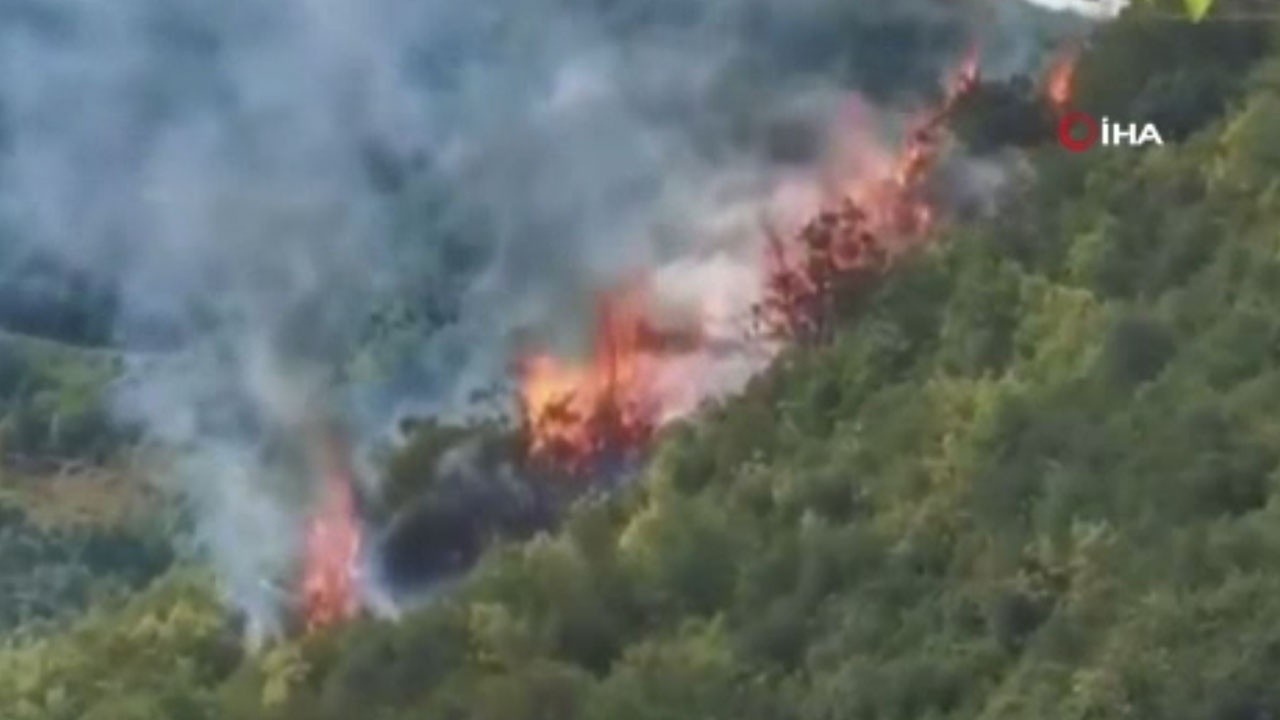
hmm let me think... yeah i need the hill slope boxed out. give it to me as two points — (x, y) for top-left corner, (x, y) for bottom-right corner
(3, 9), (1280, 720)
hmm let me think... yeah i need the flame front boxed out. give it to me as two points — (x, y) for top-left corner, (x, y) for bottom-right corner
(301, 434), (362, 632)
(517, 51), (982, 476)
(757, 48), (981, 342)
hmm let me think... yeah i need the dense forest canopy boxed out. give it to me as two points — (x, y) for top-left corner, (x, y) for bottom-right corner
(2, 1), (1280, 719)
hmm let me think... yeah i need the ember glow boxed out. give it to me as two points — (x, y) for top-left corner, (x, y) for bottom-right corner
(301, 433), (363, 632)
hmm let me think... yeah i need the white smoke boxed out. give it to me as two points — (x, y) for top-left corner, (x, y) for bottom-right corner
(0, 0), (1082, 633)
(1020, 0), (1128, 18)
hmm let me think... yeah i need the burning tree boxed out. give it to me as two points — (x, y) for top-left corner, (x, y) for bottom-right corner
(755, 50), (981, 345)
(755, 200), (887, 345)
(299, 431), (363, 632)
(1045, 43), (1081, 116)
(517, 282), (704, 480)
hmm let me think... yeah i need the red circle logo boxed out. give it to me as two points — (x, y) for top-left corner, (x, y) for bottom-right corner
(1058, 110), (1099, 153)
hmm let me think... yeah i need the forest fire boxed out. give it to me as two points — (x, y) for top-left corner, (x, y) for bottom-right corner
(516, 50), (983, 476)
(518, 282), (705, 477)
(860, 46), (980, 239)
(300, 432), (362, 632)
(756, 49), (981, 342)
(512, 51), (983, 478)
(299, 44), (987, 630)
(1046, 45), (1080, 114)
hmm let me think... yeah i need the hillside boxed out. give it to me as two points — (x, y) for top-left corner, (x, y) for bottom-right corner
(2, 6), (1280, 720)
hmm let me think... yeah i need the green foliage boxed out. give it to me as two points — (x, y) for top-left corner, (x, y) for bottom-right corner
(1144, 0), (1218, 21)
(0, 502), (172, 634)
(0, 332), (125, 460)
(0, 572), (235, 720)
(1186, 0), (1215, 20)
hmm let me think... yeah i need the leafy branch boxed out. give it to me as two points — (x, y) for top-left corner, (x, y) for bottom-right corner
(1144, 0), (1216, 21)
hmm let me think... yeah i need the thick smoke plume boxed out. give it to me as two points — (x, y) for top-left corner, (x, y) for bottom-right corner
(0, 0), (1086, 635)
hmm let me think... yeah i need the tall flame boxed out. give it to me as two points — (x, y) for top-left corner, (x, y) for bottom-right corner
(1046, 45), (1080, 115)
(301, 432), (362, 632)
(519, 281), (704, 476)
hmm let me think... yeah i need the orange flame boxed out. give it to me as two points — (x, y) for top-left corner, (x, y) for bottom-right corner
(301, 432), (362, 632)
(1046, 45), (1080, 115)
(519, 281), (707, 476)
(757, 48), (981, 341)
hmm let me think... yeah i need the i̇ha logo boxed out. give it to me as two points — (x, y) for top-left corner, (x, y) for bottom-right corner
(1057, 110), (1165, 153)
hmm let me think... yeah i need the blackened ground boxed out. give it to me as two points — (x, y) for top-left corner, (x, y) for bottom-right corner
(374, 469), (559, 594)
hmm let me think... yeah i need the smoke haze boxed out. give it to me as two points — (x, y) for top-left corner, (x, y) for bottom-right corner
(0, 0), (1087, 633)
